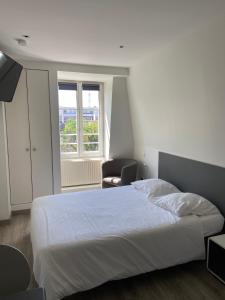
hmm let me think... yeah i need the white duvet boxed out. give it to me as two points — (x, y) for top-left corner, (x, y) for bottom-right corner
(31, 186), (207, 300)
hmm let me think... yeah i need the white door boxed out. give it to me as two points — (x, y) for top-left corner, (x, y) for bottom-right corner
(27, 69), (53, 198)
(5, 70), (33, 206)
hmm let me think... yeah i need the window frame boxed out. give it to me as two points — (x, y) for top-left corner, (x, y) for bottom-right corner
(58, 80), (104, 159)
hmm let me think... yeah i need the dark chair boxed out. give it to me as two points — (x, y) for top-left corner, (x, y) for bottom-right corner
(102, 158), (138, 188)
(0, 244), (45, 300)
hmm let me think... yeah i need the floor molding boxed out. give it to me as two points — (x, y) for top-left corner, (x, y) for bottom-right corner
(0, 219), (11, 225)
(12, 209), (31, 215)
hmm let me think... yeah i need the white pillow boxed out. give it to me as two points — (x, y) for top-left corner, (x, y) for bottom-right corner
(150, 192), (220, 217)
(131, 179), (180, 197)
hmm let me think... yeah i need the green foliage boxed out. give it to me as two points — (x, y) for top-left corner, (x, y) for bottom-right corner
(83, 121), (99, 151)
(63, 118), (77, 134)
(83, 121), (98, 133)
(61, 119), (98, 134)
(61, 118), (99, 152)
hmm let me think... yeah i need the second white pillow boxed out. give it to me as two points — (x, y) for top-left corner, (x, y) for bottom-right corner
(131, 178), (180, 197)
(150, 192), (220, 217)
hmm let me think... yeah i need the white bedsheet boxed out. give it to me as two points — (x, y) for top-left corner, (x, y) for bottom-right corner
(31, 186), (216, 300)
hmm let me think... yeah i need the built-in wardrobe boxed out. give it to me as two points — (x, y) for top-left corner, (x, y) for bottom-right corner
(5, 69), (53, 211)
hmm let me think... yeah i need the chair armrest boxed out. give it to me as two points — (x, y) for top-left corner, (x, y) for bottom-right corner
(121, 162), (138, 185)
(102, 160), (116, 178)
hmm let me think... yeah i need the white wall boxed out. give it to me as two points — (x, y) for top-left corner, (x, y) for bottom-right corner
(0, 103), (11, 220)
(110, 77), (134, 158)
(128, 17), (225, 178)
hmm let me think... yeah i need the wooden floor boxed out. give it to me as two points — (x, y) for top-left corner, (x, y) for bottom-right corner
(1, 213), (225, 300)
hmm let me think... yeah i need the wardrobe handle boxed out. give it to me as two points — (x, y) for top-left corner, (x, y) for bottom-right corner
(32, 147), (37, 152)
(25, 148), (30, 152)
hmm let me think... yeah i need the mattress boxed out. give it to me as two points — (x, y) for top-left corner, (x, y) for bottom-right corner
(31, 186), (224, 300)
(199, 214), (224, 237)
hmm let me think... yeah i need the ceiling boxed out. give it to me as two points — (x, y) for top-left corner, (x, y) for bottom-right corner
(0, 0), (225, 67)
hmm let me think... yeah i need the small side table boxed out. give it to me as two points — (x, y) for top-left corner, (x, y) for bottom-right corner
(207, 234), (225, 283)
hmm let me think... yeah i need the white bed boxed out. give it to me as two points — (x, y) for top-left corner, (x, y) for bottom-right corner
(31, 185), (224, 300)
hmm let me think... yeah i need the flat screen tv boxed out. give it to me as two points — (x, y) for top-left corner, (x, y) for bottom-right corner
(0, 52), (23, 102)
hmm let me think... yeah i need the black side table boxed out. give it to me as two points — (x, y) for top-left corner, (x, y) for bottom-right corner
(207, 234), (225, 283)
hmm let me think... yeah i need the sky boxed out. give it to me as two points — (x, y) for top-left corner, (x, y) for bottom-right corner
(58, 90), (99, 108)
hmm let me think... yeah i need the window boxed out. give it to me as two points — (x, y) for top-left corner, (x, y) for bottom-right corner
(58, 81), (103, 158)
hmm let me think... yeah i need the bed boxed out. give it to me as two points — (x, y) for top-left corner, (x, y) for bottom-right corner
(31, 153), (225, 300)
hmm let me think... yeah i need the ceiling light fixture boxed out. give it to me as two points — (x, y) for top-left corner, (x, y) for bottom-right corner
(15, 38), (27, 47)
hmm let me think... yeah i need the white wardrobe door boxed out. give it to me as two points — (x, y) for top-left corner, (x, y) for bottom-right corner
(5, 70), (33, 205)
(27, 69), (53, 198)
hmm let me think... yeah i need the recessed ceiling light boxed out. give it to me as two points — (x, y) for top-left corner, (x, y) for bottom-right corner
(119, 45), (124, 49)
(15, 38), (27, 46)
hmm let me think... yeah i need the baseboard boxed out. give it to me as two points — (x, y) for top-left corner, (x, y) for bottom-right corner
(11, 203), (32, 212)
(12, 209), (31, 215)
(0, 219), (11, 225)
(62, 184), (101, 193)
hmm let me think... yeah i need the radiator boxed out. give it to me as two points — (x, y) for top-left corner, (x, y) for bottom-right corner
(61, 159), (102, 187)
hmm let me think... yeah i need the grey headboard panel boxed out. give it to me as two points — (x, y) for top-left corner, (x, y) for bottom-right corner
(158, 152), (225, 217)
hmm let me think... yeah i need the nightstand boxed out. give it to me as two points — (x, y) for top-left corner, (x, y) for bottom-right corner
(207, 234), (225, 283)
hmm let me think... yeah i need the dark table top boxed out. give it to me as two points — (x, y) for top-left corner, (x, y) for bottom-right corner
(1, 288), (45, 300)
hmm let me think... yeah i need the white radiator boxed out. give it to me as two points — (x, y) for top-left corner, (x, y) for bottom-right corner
(61, 158), (102, 187)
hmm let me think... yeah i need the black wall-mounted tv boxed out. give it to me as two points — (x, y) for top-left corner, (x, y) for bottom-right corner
(0, 52), (23, 102)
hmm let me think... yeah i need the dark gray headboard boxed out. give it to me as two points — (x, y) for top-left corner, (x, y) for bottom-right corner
(158, 152), (225, 217)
